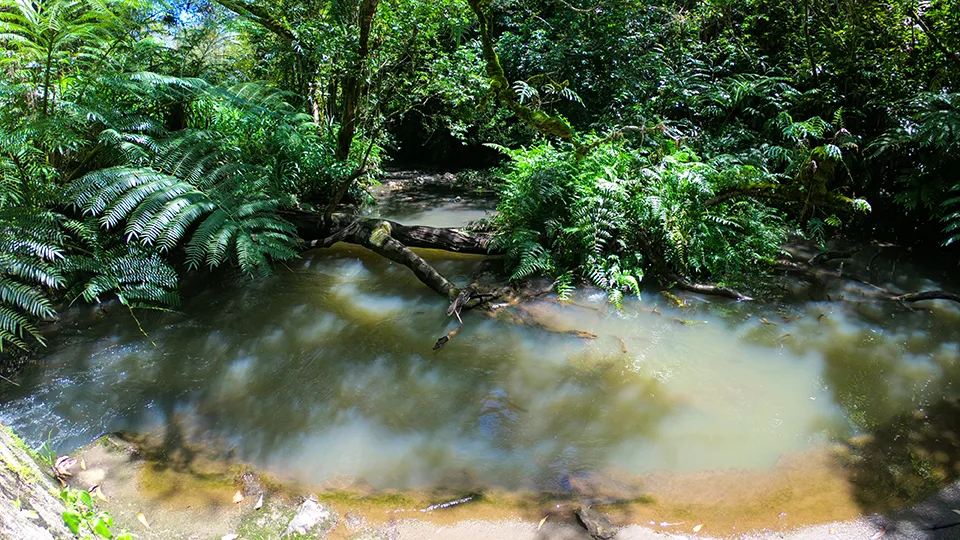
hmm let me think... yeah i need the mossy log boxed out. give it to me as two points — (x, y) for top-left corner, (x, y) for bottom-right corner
(286, 211), (500, 302)
(286, 211), (496, 255)
(353, 219), (461, 301)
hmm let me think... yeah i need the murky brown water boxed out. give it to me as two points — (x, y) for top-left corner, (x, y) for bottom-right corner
(1, 175), (959, 529)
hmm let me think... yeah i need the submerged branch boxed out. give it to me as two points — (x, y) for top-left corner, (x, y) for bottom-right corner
(776, 257), (960, 306)
(671, 275), (753, 301)
(894, 291), (960, 304)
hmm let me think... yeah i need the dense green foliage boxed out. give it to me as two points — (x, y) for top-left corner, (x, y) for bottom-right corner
(494, 140), (791, 302)
(0, 0), (957, 351)
(0, 0), (329, 350)
(473, 0), (955, 299)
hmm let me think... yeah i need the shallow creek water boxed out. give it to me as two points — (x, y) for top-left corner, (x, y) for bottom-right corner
(2, 176), (960, 529)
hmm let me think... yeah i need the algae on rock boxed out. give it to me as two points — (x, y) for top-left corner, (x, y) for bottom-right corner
(0, 423), (72, 539)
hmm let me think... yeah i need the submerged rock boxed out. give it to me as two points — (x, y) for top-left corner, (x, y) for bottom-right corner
(283, 497), (337, 537)
(575, 506), (619, 539)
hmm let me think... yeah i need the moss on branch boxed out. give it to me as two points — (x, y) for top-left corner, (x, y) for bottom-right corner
(467, 0), (576, 144)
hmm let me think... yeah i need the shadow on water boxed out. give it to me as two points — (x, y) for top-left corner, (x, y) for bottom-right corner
(745, 243), (960, 534)
(834, 398), (960, 539)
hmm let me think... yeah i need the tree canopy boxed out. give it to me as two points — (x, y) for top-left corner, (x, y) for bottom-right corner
(0, 0), (957, 350)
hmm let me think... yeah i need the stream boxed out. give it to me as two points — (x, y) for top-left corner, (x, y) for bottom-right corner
(1, 171), (959, 525)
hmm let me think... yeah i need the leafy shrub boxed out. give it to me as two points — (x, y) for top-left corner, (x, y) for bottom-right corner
(871, 92), (960, 245)
(492, 139), (787, 304)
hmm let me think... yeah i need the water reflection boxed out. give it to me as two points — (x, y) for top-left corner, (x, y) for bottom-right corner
(0, 237), (957, 517)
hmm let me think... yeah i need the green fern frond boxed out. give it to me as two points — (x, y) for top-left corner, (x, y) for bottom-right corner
(0, 208), (67, 350)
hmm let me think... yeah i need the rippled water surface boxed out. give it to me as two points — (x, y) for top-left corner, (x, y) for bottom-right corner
(1, 183), (959, 511)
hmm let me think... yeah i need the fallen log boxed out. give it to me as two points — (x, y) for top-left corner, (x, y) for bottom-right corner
(351, 219), (461, 300)
(285, 209), (754, 308)
(282, 209), (500, 305)
(284, 210), (496, 255)
(671, 275), (752, 301)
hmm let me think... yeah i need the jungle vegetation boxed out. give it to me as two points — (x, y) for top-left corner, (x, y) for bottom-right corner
(0, 0), (957, 351)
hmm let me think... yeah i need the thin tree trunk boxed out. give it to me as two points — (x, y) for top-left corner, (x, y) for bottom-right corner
(335, 0), (379, 160)
(325, 78), (338, 128)
(325, 0), (381, 217)
(41, 42), (54, 116)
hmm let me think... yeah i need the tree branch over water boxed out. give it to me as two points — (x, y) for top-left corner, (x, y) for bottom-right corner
(466, 0), (577, 144)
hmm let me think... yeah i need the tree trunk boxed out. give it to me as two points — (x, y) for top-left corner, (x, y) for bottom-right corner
(325, 0), (381, 216)
(334, 0), (379, 159)
(325, 78), (338, 128)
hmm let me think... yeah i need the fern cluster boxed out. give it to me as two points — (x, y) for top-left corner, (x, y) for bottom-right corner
(493, 138), (788, 304)
(0, 0), (340, 353)
(60, 218), (180, 309)
(0, 210), (64, 350)
(870, 93), (960, 246)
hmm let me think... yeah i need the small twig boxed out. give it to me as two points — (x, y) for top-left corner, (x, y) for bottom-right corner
(126, 305), (157, 349)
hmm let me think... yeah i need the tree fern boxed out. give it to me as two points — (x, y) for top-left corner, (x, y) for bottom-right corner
(68, 161), (298, 278)
(0, 209), (64, 350)
(61, 219), (179, 309)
